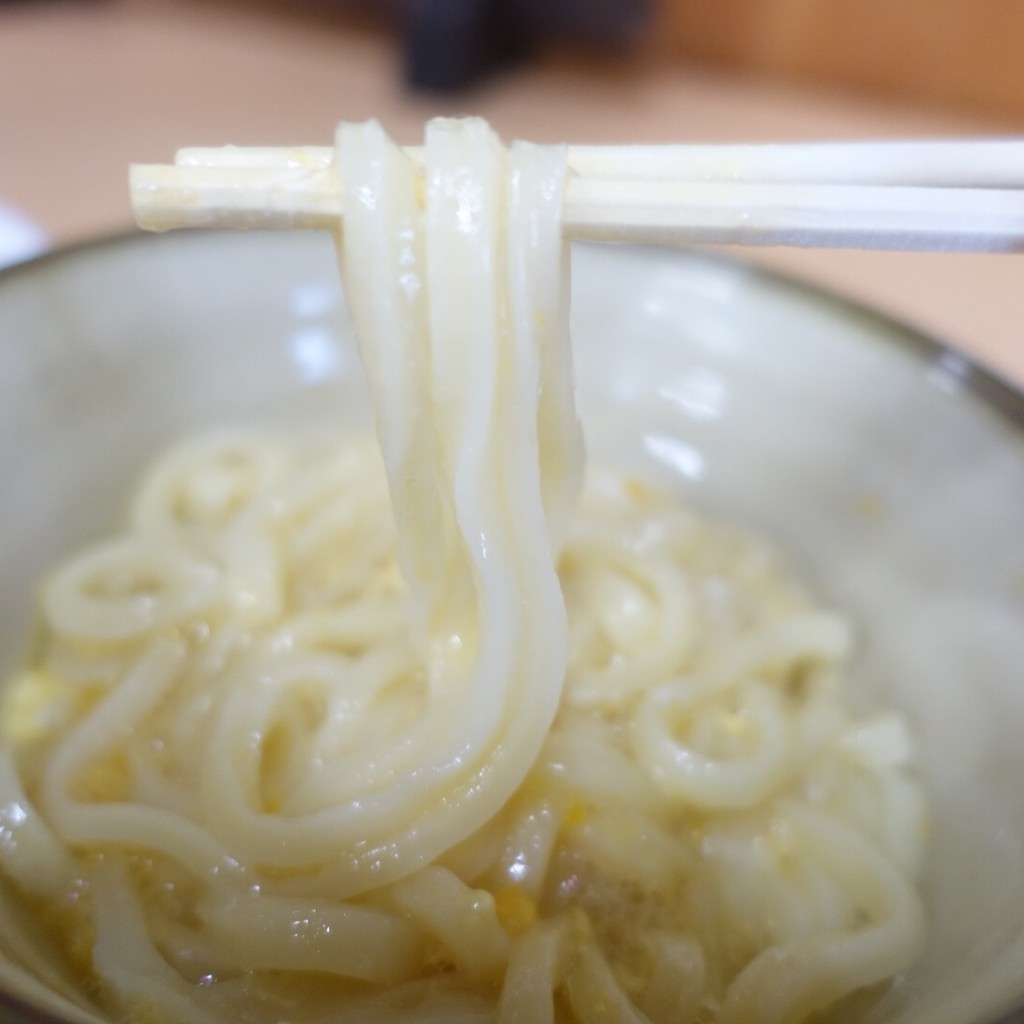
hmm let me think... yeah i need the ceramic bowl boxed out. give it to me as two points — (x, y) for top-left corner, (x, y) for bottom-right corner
(1, 231), (1023, 1024)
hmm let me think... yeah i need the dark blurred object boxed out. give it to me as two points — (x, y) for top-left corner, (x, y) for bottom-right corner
(404, 0), (651, 92)
(405, 0), (532, 92)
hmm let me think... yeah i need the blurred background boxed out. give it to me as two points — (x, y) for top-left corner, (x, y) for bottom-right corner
(1, 0), (1022, 382)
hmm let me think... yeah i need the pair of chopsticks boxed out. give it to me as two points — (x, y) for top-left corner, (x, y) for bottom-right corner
(130, 138), (1024, 252)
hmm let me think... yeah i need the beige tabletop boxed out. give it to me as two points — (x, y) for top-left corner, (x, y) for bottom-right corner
(2, 0), (1022, 385)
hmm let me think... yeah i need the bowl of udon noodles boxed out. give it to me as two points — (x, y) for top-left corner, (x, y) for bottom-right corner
(1, 122), (1024, 1024)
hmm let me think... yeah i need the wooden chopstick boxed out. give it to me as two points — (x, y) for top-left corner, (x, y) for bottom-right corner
(130, 139), (1024, 253)
(566, 139), (1024, 188)
(568, 181), (1024, 252)
(173, 139), (1024, 188)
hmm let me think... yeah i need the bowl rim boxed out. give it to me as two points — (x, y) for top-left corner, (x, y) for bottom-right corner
(3, 227), (1023, 431)
(1, 229), (1024, 1024)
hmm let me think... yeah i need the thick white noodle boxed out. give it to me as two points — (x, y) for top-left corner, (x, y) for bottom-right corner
(173, 120), (576, 887)
(0, 745), (76, 896)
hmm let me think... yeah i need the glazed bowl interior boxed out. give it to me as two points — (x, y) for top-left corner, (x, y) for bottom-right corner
(1, 231), (1023, 1024)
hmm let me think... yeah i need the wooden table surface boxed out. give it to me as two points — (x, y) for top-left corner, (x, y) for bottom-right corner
(2, 0), (1022, 385)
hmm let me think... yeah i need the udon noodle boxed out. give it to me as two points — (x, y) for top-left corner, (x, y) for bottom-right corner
(0, 118), (927, 1024)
